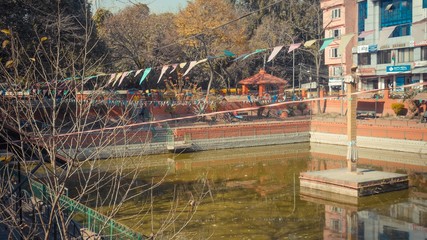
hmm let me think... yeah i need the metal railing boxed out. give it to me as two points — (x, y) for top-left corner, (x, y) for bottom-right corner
(30, 180), (145, 240)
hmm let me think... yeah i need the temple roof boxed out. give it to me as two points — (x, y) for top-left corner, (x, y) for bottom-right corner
(238, 69), (288, 85)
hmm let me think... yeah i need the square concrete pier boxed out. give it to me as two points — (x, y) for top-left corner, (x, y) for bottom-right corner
(300, 168), (408, 197)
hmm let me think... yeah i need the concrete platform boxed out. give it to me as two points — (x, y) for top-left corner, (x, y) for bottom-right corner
(300, 168), (408, 197)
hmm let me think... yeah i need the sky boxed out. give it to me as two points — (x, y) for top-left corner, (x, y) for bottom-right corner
(92, 0), (188, 14)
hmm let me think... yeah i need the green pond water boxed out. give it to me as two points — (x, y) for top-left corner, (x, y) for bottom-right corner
(82, 143), (427, 239)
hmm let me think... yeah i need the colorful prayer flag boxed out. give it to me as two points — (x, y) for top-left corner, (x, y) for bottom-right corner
(157, 65), (169, 83)
(267, 45), (284, 62)
(139, 68), (151, 85)
(224, 50), (236, 57)
(304, 39), (317, 47)
(183, 61), (198, 76)
(338, 33), (354, 54)
(287, 43), (302, 53)
(319, 37), (334, 51)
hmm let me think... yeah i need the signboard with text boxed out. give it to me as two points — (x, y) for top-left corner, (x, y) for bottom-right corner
(357, 44), (378, 53)
(386, 65), (411, 73)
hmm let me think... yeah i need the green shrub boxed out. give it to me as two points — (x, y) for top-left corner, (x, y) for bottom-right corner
(391, 103), (405, 116)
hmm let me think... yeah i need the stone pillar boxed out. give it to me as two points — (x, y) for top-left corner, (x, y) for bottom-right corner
(345, 65), (359, 172)
(346, 80), (358, 172)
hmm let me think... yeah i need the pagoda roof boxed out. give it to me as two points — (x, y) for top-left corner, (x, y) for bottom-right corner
(238, 69), (288, 85)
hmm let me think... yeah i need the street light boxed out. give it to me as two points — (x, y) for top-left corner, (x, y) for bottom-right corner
(292, 44), (295, 95)
(282, 32), (296, 96)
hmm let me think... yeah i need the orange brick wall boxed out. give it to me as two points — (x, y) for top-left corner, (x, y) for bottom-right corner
(311, 120), (427, 141)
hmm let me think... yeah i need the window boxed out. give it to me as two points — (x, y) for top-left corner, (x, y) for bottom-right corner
(424, 0), (427, 8)
(331, 8), (341, 19)
(422, 47), (427, 60)
(358, 1), (368, 39)
(377, 50), (392, 64)
(391, 24), (411, 38)
(330, 66), (343, 76)
(330, 29), (341, 38)
(397, 48), (413, 63)
(329, 48), (340, 58)
(330, 219), (342, 232)
(358, 53), (371, 65)
(331, 206), (342, 213)
(381, 0), (412, 37)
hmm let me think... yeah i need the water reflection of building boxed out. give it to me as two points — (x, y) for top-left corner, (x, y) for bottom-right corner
(301, 189), (427, 240)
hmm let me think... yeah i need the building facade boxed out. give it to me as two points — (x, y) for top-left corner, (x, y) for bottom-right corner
(323, 0), (427, 93)
(356, 0), (427, 92)
(321, 0), (358, 94)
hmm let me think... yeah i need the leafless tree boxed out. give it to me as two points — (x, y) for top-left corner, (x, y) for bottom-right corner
(0, 2), (205, 239)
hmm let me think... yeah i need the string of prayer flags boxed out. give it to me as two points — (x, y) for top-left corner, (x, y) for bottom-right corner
(338, 33), (354, 54)
(139, 68), (151, 85)
(157, 65), (169, 83)
(379, 26), (396, 43)
(107, 73), (116, 85)
(118, 71), (132, 86)
(170, 64), (178, 73)
(112, 72), (123, 86)
(267, 45), (284, 62)
(242, 49), (267, 60)
(182, 58), (209, 76)
(233, 53), (250, 62)
(134, 69), (143, 77)
(304, 39), (317, 48)
(224, 50), (236, 57)
(287, 43), (302, 53)
(183, 61), (198, 76)
(179, 62), (187, 68)
(197, 58), (208, 64)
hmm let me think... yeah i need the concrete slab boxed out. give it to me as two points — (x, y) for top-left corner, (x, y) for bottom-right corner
(300, 168), (408, 197)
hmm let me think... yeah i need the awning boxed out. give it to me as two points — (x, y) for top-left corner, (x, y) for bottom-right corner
(412, 67), (427, 74)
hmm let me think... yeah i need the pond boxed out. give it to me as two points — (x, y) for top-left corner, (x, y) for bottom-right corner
(85, 143), (427, 239)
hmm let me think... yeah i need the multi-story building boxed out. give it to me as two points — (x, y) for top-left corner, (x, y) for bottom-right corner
(356, 0), (426, 92)
(323, 0), (427, 93)
(321, 0), (358, 94)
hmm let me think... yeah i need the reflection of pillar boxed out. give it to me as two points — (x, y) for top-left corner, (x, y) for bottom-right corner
(346, 69), (358, 172)
(347, 211), (358, 240)
(259, 84), (265, 96)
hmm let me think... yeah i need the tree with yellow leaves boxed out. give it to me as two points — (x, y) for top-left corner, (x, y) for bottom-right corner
(175, 0), (249, 99)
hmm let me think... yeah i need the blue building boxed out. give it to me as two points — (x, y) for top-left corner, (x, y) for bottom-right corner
(355, 0), (426, 92)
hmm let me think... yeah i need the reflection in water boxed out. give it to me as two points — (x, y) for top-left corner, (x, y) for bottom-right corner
(83, 143), (427, 239)
(301, 188), (427, 240)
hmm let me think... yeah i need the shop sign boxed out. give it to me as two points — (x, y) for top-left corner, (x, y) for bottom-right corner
(414, 60), (427, 68)
(357, 44), (377, 53)
(359, 68), (376, 75)
(328, 77), (343, 86)
(386, 65), (411, 73)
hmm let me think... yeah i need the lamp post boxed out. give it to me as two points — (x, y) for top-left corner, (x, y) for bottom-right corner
(292, 46), (295, 95)
(282, 32), (296, 96)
